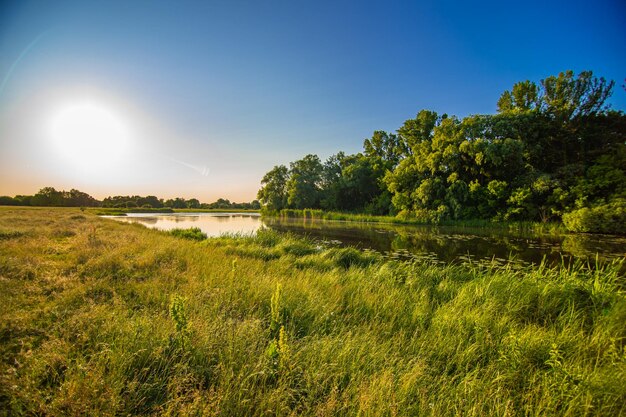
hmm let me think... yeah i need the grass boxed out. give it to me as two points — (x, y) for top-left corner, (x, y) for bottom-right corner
(0, 206), (624, 416)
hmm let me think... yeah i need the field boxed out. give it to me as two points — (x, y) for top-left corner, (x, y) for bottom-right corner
(0, 207), (624, 416)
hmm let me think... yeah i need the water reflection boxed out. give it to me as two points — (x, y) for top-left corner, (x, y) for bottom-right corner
(106, 212), (262, 237)
(262, 218), (625, 268)
(105, 213), (625, 268)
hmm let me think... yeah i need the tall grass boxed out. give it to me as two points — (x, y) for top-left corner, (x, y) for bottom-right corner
(0, 207), (623, 416)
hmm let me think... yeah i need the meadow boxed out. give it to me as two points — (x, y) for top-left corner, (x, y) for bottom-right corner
(0, 207), (624, 416)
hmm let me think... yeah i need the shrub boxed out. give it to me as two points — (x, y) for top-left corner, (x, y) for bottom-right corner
(562, 200), (626, 234)
(168, 227), (207, 241)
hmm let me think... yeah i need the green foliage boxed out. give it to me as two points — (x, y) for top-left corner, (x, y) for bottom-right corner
(287, 154), (324, 209)
(168, 227), (207, 241)
(169, 295), (190, 350)
(257, 70), (624, 232)
(562, 200), (626, 234)
(27, 187), (100, 207)
(257, 165), (289, 211)
(266, 286), (290, 374)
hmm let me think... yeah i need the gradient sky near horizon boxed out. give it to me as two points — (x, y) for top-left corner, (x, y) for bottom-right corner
(1, 0), (625, 202)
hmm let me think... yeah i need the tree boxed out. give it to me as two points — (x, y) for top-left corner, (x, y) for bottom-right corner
(286, 155), (323, 209)
(259, 70), (624, 225)
(363, 131), (405, 169)
(186, 198), (200, 209)
(397, 110), (441, 154)
(31, 187), (64, 206)
(0, 196), (18, 206)
(257, 165), (289, 211)
(497, 80), (540, 113)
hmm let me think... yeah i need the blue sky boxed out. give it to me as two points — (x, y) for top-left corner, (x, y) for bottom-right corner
(1, 0), (624, 201)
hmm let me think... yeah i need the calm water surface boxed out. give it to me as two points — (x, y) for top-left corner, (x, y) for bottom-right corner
(107, 213), (626, 268)
(107, 213), (262, 237)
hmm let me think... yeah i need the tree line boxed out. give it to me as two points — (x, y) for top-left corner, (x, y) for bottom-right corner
(0, 187), (260, 210)
(257, 71), (625, 231)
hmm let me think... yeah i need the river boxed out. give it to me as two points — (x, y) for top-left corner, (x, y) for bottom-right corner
(106, 212), (626, 268)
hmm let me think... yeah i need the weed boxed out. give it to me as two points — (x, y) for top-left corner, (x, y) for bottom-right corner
(170, 295), (190, 350)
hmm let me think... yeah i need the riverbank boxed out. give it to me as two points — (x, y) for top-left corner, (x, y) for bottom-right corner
(91, 207), (260, 216)
(269, 208), (568, 235)
(0, 207), (624, 416)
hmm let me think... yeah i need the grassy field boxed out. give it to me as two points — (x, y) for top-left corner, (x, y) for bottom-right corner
(0, 207), (624, 416)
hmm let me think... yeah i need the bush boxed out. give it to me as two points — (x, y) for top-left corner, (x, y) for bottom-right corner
(562, 200), (626, 234)
(168, 227), (207, 241)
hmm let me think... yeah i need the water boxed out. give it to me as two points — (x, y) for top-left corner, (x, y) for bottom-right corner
(106, 212), (262, 237)
(106, 213), (626, 268)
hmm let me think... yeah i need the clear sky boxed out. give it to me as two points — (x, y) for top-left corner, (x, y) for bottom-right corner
(1, 0), (625, 202)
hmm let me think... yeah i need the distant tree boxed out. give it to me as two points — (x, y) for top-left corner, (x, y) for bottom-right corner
(0, 196), (18, 206)
(66, 189), (99, 207)
(14, 195), (32, 206)
(211, 198), (232, 209)
(31, 187), (63, 206)
(171, 198), (187, 209)
(136, 195), (163, 208)
(186, 198), (200, 209)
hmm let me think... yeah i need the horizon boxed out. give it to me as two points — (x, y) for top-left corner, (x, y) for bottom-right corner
(1, 0), (625, 202)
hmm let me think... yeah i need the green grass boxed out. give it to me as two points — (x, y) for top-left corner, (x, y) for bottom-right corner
(270, 209), (567, 235)
(169, 227), (208, 241)
(0, 207), (624, 416)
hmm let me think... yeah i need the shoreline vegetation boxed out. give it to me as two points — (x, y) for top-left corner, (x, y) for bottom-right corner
(264, 208), (570, 235)
(1, 207), (625, 416)
(92, 207), (261, 216)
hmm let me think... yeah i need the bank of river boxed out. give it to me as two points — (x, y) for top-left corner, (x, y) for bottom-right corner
(105, 212), (626, 269)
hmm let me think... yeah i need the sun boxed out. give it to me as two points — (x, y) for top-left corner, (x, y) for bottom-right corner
(48, 99), (131, 173)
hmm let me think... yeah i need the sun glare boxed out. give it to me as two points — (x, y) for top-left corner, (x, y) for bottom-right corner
(48, 100), (130, 174)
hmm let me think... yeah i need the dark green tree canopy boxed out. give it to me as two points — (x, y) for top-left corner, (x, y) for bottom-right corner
(258, 70), (624, 226)
(257, 165), (289, 211)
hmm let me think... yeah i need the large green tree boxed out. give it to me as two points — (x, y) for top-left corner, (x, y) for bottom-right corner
(257, 165), (289, 211)
(286, 155), (323, 209)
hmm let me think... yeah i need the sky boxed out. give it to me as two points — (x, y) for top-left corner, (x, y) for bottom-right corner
(1, 0), (625, 202)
